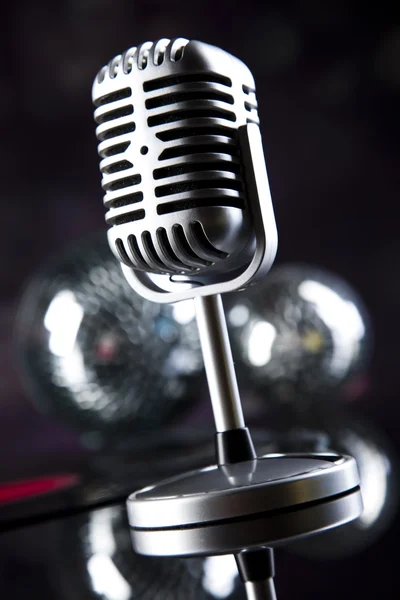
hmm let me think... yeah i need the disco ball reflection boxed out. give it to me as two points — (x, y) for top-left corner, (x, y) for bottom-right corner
(226, 264), (370, 407)
(14, 234), (203, 441)
(51, 505), (243, 599)
(263, 417), (398, 559)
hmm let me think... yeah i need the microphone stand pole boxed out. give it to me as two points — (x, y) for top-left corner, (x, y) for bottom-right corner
(194, 294), (277, 600)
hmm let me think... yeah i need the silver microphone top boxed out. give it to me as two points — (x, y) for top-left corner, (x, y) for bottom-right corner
(92, 39), (277, 302)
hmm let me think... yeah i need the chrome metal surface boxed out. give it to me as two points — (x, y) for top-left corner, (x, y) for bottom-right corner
(244, 580), (277, 600)
(195, 294), (244, 432)
(129, 488), (362, 557)
(92, 40), (277, 302)
(127, 454), (360, 529)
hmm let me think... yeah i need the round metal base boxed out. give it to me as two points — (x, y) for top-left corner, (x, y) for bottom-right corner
(127, 453), (362, 557)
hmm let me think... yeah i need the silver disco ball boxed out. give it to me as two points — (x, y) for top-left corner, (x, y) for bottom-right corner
(226, 263), (371, 408)
(262, 416), (398, 559)
(50, 505), (244, 599)
(14, 233), (203, 443)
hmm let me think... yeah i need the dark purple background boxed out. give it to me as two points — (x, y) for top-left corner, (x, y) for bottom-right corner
(2, 1), (400, 598)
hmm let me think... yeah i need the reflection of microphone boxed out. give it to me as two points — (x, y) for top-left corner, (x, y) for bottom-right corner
(92, 38), (277, 304)
(92, 39), (361, 600)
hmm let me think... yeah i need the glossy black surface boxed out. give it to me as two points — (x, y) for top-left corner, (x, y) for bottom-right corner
(0, 430), (215, 533)
(1, 501), (246, 599)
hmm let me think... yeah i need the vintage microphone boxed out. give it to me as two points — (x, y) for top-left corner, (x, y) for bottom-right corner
(92, 38), (362, 600)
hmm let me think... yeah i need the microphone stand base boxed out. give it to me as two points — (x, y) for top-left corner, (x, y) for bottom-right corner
(127, 453), (361, 557)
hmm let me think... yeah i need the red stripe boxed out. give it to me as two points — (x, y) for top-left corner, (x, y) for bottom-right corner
(0, 474), (80, 504)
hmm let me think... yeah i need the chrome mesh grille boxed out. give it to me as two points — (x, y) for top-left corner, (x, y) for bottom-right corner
(93, 39), (259, 276)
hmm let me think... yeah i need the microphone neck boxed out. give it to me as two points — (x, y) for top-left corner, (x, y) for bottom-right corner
(194, 294), (256, 464)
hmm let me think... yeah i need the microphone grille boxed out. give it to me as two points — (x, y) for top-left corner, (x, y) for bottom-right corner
(93, 39), (260, 276)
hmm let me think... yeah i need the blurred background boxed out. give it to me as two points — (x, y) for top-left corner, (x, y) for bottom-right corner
(2, 1), (400, 599)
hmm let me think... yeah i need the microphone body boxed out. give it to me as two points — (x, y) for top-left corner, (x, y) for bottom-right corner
(93, 39), (277, 303)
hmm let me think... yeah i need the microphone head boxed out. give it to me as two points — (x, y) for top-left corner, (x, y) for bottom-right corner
(92, 39), (277, 302)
